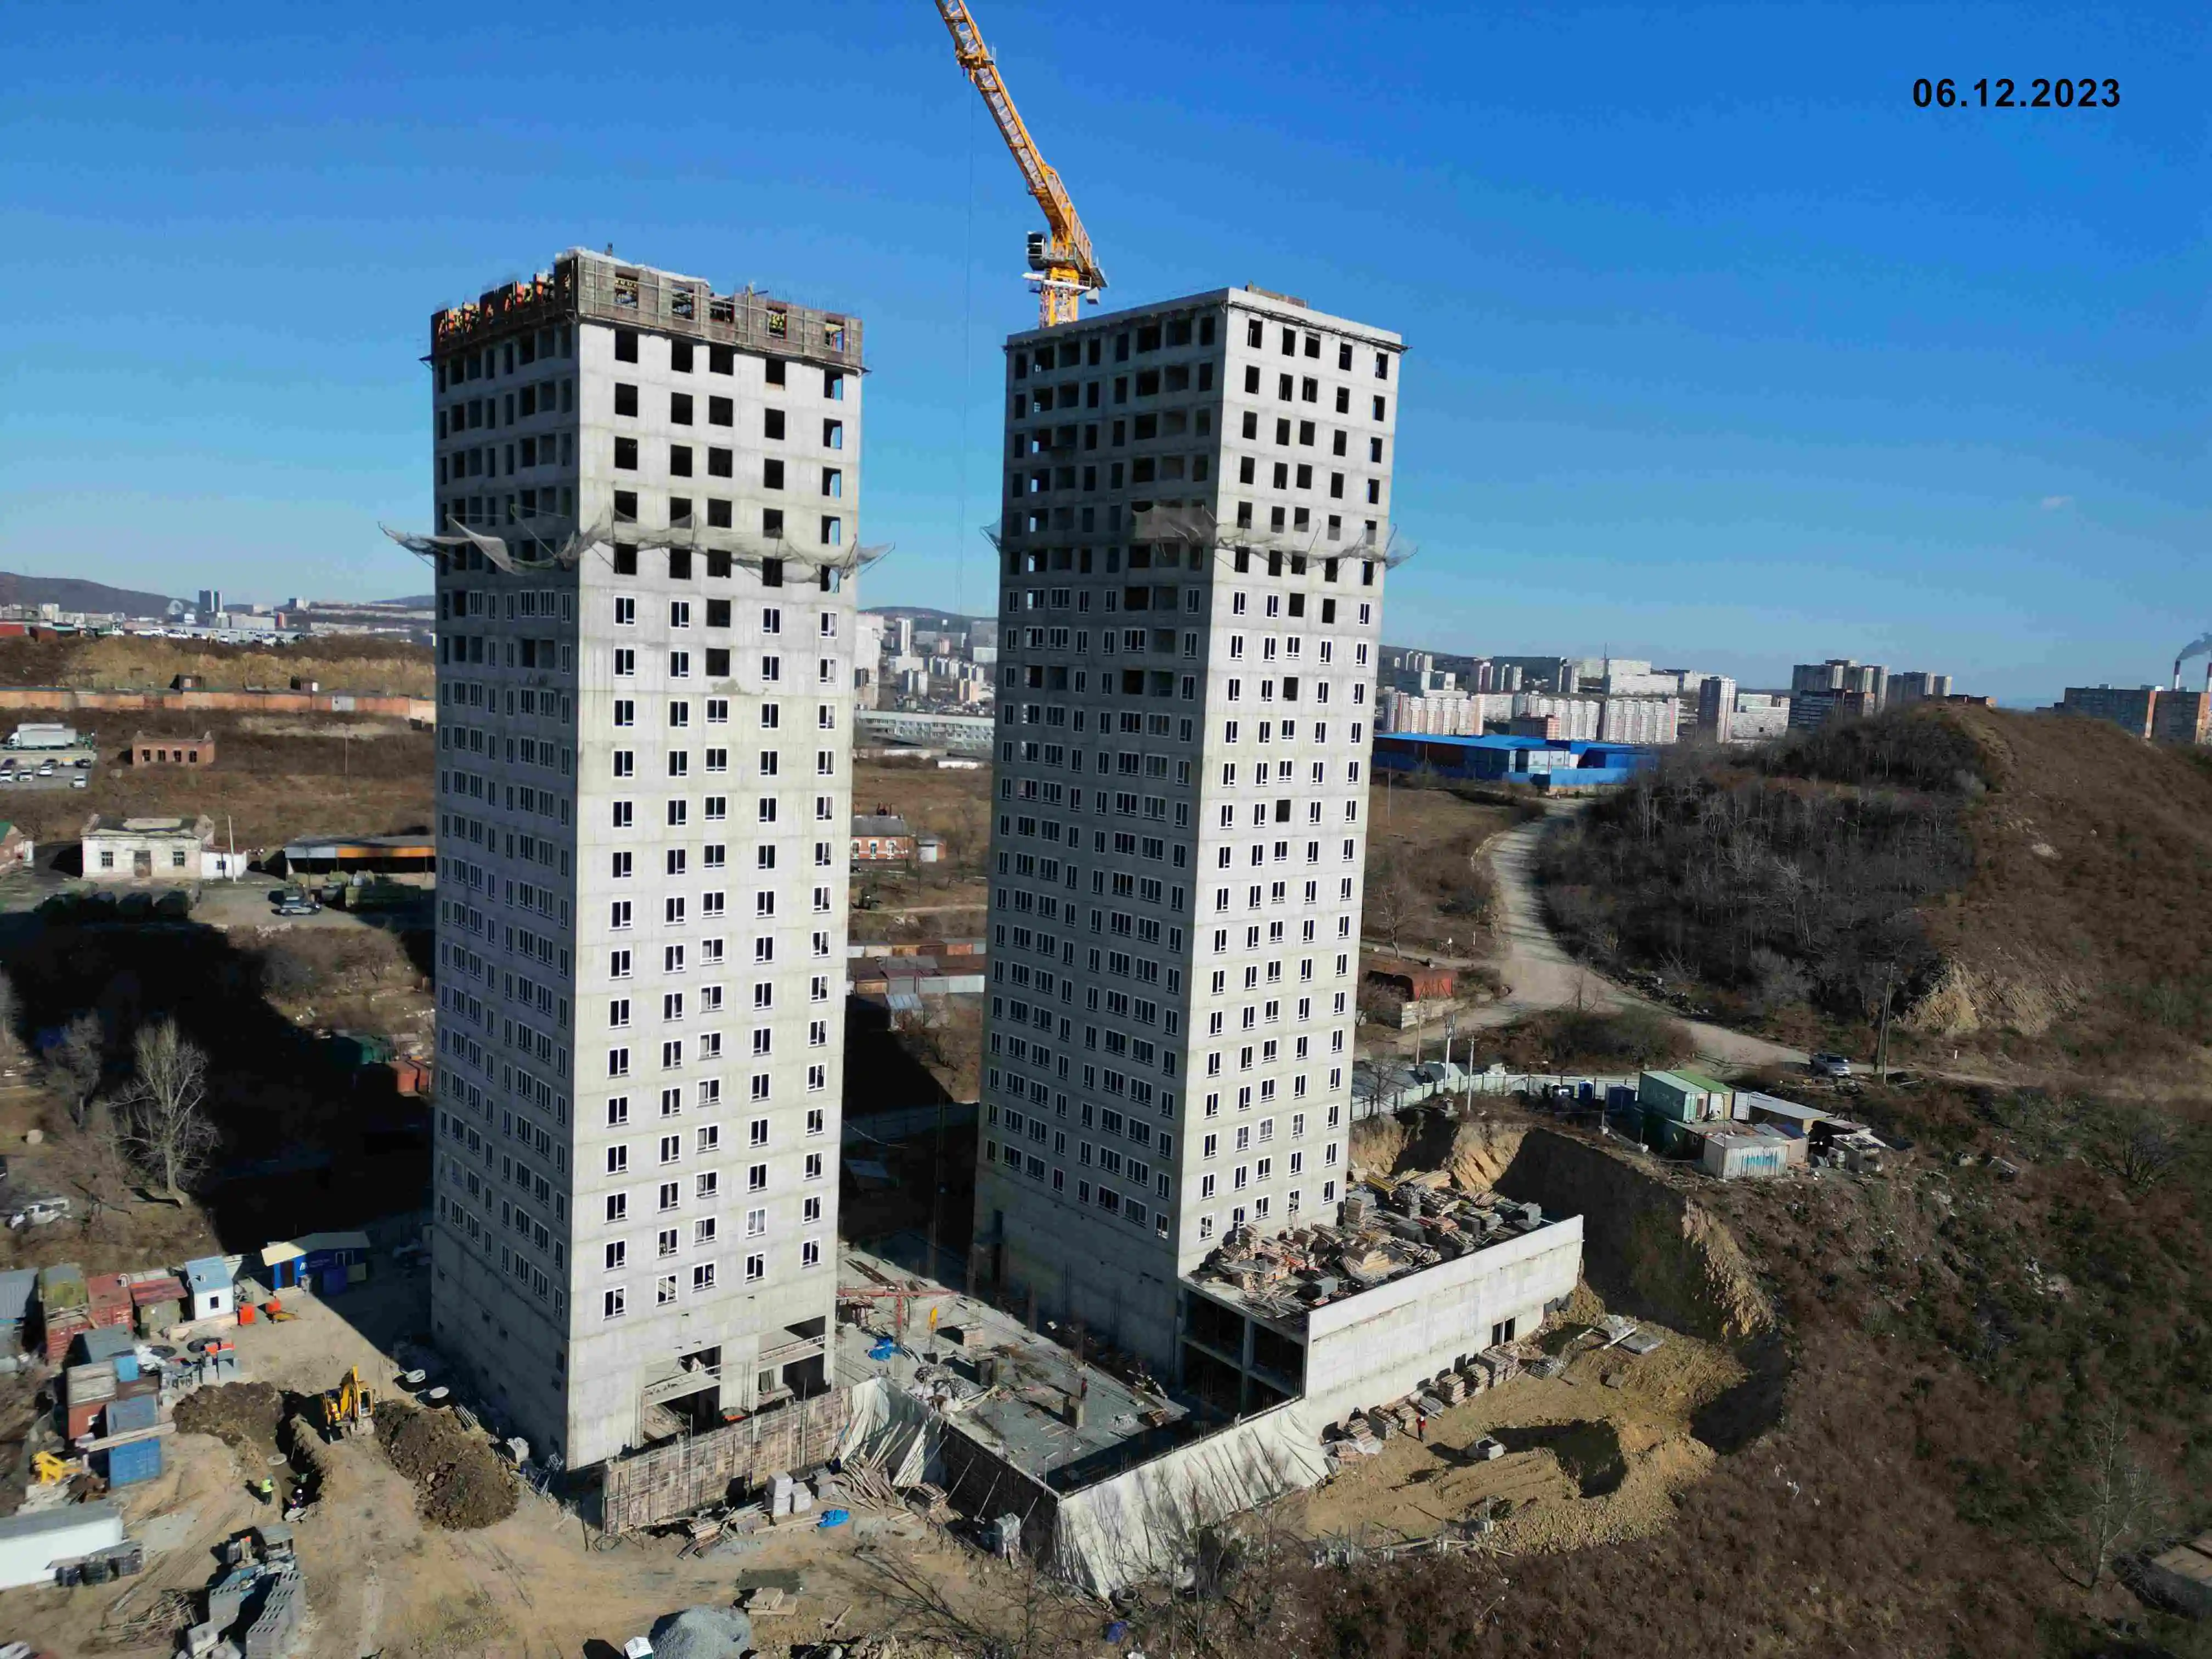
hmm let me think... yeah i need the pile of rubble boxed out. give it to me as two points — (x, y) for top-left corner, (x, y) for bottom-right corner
(1194, 1175), (1553, 1321)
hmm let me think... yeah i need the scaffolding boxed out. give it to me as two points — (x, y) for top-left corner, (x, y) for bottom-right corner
(383, 512), (889, 581)
(988, 503), (1416, 575)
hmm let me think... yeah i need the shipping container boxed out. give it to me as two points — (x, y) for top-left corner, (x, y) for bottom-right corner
(84, 1272), (133, 1329)
(76, 1326), (133, 1366)
(65, 1357), (116, 1397)
(101, 1436), (163, 1487)
(42, 1312), (91, 1365)
(105, 1392), (159, 1434)
(36, 1263), (89, 1314)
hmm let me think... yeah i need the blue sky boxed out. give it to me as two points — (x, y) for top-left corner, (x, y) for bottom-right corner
(1, 2), (2203, 701)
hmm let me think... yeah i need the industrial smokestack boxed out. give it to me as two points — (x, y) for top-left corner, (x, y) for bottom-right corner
(2175, 633), (2212, 692)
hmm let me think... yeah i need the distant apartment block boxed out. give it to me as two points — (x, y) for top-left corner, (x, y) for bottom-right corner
(1376, 689), (1511, 736)
(420, 248), (861, 1471)
(1787, 688), (1879, 731)
(1791, 658), (1889, 707)
(1694, 676), (1736, 742)
(1888, 670), (1953, 705)
(2059, 685), (2210, 745)
(1596, 695), (1678, 747)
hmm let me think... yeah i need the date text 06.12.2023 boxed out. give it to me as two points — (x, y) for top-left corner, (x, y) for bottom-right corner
(1915, 77), (2118, 108)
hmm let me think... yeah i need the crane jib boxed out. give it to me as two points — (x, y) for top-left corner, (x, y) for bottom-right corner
(934, 0), (1106, 325)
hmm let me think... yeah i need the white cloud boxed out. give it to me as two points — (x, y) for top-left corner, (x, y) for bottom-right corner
(2039, 495), (2074, 510)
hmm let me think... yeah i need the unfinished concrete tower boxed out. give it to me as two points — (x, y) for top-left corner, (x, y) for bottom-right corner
(419, 249), (862, 1469)
(972, 286), (1403, 1386)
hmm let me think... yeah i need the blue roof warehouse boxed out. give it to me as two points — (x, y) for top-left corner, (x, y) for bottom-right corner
(1373, 733), (1658, 791)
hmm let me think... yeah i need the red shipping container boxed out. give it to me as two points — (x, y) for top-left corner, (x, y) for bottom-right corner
(127, 1273), (184, 1308)
(86, 1273), (132, 1330)
(43, 1313), (91, 1364)
(64, 1397), (105, 1442)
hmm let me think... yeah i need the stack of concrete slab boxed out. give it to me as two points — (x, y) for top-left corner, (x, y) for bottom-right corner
(206, 1565), (258, 1630)
(241, 1570), (303, 1658)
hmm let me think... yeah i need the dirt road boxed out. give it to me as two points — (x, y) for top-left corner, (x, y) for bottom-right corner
(1461, 811), (1806, 1073)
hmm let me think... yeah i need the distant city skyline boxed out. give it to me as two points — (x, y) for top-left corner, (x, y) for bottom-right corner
(3, 4), (2202, 707)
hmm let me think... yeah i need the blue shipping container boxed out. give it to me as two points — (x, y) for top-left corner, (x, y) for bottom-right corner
(112, 1352), (140, 1383)
(106, 1393), (159, 1434)
(103, 1436), (163, 1486)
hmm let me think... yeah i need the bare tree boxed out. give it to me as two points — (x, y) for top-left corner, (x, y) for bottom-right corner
(116, 1020), (217, 1202)
(0, 971), (25, 1069)
(857, 1540), (1092, 1659)
(2085, 1106), (2188, 1198)
(48, 1013), (105, 1131)
(934, 803), (990, 877)
(2041, 1400), (2171, 1590)
(74, 1094), (138, 1222)
(1365, 851), (1412, 957)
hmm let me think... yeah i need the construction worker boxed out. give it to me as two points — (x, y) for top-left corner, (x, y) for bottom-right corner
(253, 1477), (274, 1505)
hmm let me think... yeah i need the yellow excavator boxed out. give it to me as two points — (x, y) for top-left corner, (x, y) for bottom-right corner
(320, 1365), (375, 1438)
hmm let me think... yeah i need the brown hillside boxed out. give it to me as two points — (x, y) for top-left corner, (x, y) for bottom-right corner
(1914, 706), (2212, 1069)
(1538, 705), (2212, 1087)
(0, 633), (432, 697)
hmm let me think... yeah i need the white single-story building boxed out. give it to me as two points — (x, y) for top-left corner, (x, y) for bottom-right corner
(183, 1255), (235, 1321)
(81, 814), (215, 882)
(0, 1501), (123, 1590)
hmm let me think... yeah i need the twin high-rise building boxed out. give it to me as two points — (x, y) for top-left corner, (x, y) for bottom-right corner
(419, 255), (1402, 1465)
(423, 251), (862, 1469)
(972, 287), (1402, 1374)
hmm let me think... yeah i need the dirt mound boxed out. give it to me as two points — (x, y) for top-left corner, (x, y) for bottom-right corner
(174, 1382), (285, 1467)
(376, 1402), (517, 1530)
(1350, 1115), (1526, 1193)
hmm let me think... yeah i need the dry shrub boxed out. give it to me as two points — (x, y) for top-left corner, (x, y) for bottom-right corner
(252, 928), (414, 1000)
(1491, 1006), (1691, 1073)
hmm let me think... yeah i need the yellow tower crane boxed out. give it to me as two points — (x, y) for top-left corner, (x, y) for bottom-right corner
(935, 0), (1106, 328)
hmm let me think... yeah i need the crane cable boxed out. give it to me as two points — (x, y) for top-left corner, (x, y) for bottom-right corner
(953, 88), (977, 622)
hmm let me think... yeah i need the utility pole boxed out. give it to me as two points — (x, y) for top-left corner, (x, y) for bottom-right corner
(925, 1095), (946, 1285)
(1875, 960), (1898, 1077)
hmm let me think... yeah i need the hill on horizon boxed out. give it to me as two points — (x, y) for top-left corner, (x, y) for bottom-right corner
(1537, 703), (2212, 1090)
(0, 571), (182, 617)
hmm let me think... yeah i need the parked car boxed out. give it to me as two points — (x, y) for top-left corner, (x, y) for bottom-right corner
(5, 1194), (72, 1229)
(73, 757), (91, 768)
(1809, 1052), (1854, 1078)
(275, 898), (320, 917)
(69, 774), (87, 788)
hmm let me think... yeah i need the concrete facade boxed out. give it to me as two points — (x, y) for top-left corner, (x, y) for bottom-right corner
(1298, 1217), (1582, 1421)
(425, 250), (861, 1470)
(972, 287), (1401, 1372)
(1177, 1216), (1584, 1424)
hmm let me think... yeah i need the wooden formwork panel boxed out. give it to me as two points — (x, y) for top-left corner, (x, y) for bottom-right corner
(601, 1387), (850, 1533)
